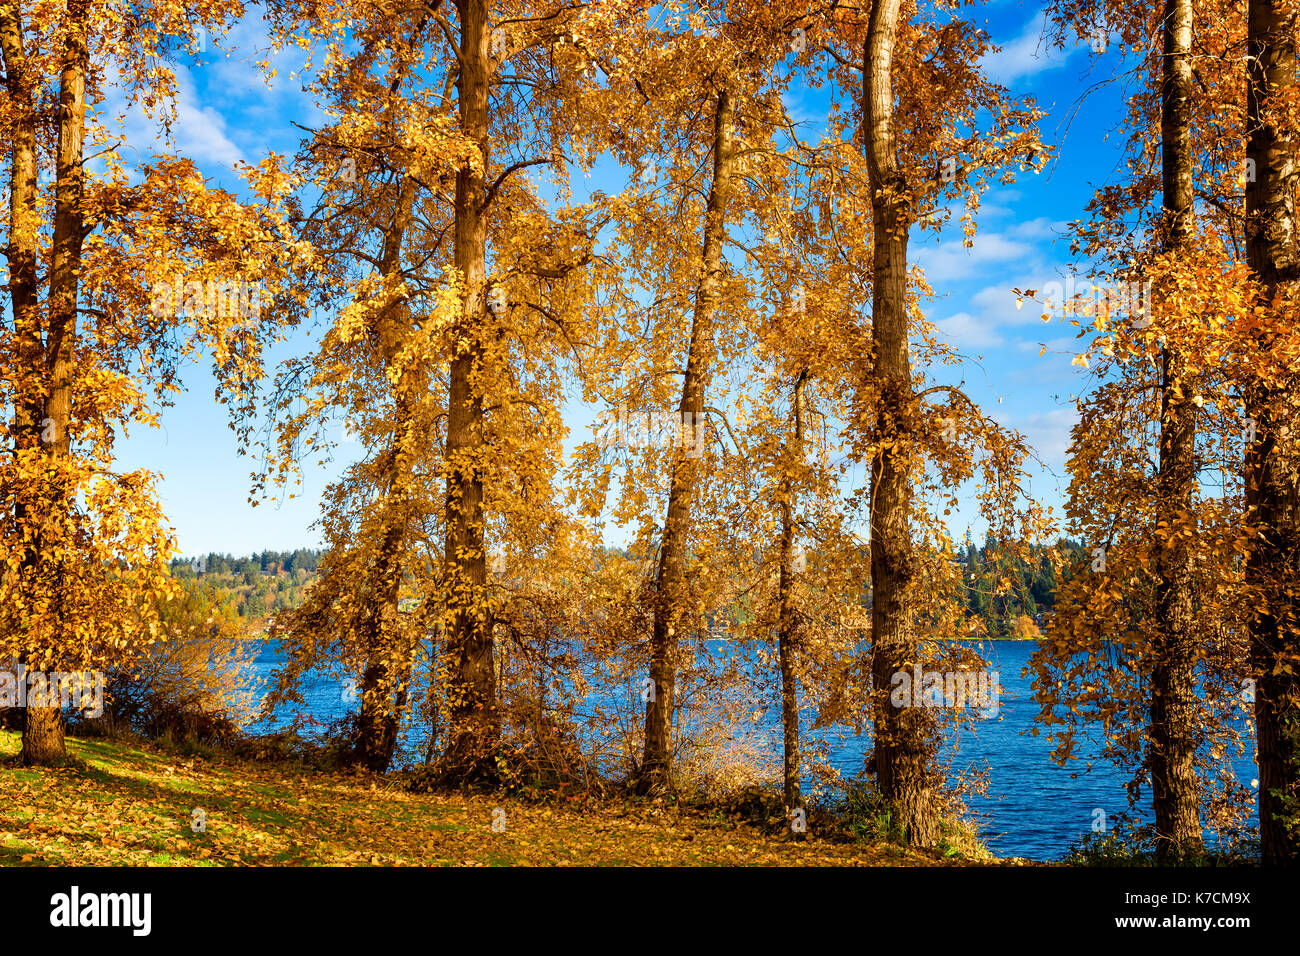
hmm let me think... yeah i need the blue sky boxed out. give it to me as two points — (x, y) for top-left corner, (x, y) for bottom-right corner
(108, 2), (1132, 556)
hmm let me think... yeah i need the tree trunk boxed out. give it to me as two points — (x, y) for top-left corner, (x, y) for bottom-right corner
(1, 8), (41, 442)
(635, 86), (735, 795)
(776, 370), (807, 815)
(21, 705), (66, 766)
(19, 0), (90, 764)
(2, 9), (51, 764)
(1149, 0), (1203, 863)
(424, 626), (441, 766)
(354, 176), (419, 774)
(441, 0), (498, 781)
(863, 1), (938, 848)
(1244, 0), (1300, 865)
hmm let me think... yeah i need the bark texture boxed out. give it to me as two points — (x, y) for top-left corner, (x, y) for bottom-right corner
(1149, 0), (1203, 863)
(636, 87), (735, 794)
(16, 2), (90, 763)
(777, 371), (807, 815)
(1244, 0), (1300, 865)
(356, 175), (420, 774)
(863, 1), (938, 848)
(441, 0), (499, 780)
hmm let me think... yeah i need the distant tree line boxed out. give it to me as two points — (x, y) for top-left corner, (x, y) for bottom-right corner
(169, 549), (324, 576)
(167, 550), (324, 624)
(956, 536), (1088, 639)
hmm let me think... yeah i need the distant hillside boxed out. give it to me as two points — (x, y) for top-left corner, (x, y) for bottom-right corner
(180, 540), (1082, 639)
(170, 550), (323, 633)
(956, 536), (1088, 639)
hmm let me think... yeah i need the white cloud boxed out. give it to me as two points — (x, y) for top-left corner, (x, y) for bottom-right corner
(172, 80), (247, 168)
(1009, 407), (1078, 469)
(96, 10), (321, 179)
(1005, 216), (1064, 241)
(914, 231), (1033, 284)
(980, 14), (1077, 87)
(928, 260), (1080, 355)
(200, 17), (322, 140)
(100, 62), (245, 172)
(935, 311), (1005, 349)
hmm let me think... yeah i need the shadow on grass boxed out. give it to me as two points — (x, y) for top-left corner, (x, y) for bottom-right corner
(2, 734), (328, 864)
(2, 732), (483, 865)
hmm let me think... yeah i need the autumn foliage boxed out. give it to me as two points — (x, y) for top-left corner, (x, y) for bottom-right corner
(1, 0), (1297, 866)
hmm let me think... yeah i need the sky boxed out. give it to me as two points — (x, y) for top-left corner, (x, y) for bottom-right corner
(107, 1), (1136, 557)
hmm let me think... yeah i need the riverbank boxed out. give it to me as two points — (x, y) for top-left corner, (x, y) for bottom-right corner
(0, 731), (1031, 867)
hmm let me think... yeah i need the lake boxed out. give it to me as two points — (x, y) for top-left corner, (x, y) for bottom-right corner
(246, 638), (1258, 861)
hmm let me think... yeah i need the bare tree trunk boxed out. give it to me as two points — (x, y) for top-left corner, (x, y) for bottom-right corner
(356, 503), (409, 772)
(441, 0), (498, 781)
(1149, 0), (1203, 863)
(21, 705), (67, 766)
(356, 503), (416, 773)
(431, 627), (441, 759)
(776, 370), (807, 816)
(635, 86), (735, 794)
(1244, 0), (1300, 865)
(863, 1), (938, 848)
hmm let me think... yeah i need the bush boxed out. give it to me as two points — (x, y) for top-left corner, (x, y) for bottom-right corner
(1064, 831), (1157, 866)
(831, 777), (900, 843)
(222, 712), (362, 770)
(1065, 827), (1260, 866)
(99, 576), (257, 746)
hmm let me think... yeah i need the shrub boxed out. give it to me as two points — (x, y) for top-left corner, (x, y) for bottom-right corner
(100, 576), (257, 746)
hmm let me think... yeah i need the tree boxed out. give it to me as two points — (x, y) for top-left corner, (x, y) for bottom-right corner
(775, 370), (807, 815)
(549, 1), (809, 793)
(635, 83), (737, 793)
(843, 0), (1045, 846)
(1027, 0), (1284, 860)
(259, 0), (624, 778)
(0, 0), (301, 764)
(860, 0), (935, 842)
(1243, 0), (1300, 863)
(1148, 0), (1204, 862)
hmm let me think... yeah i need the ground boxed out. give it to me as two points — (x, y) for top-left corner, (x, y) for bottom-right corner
(0, 731), (1018, 866)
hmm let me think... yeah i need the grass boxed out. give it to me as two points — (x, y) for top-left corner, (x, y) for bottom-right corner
(0, 730), (1016, 866)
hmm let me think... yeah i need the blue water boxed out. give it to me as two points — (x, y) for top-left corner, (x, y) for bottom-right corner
(246, 639), (1258, 861)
